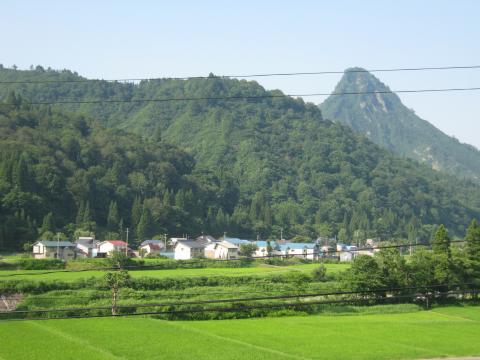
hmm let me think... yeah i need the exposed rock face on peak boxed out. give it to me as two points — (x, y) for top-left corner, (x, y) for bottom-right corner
(320, 69), (480, 180)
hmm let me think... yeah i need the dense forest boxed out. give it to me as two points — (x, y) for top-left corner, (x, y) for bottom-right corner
(0, 96), (238, 249)
(2, 66), (480, 250)
(320, 68), (480, 180)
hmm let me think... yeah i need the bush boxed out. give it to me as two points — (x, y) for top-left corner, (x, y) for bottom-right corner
(312, 265), (327, 281)
(15, 259), (65, 270)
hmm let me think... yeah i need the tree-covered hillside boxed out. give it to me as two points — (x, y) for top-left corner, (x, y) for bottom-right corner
(320, 68), (480, 180)
(0, 96), (239, 250)
(1, 66), (480, 248)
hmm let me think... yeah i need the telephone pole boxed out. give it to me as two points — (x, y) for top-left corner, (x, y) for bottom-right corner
(56, 233), (60, 260)
(125, 228), (129, 256)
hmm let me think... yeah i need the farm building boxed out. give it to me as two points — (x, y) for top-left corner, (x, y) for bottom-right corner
(75, 237), (99, 258)
(174, 240), (205, 260)
(278, 243), (318, 260)
(32, 240), (76, 260)
(97, 240), (129, 257)
(253, 240), (277, 258)
(139, 242), (162, 256)
(210, 241), (239, 259)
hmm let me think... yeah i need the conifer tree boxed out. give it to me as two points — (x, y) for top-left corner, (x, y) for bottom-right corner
(131, 197), (142, 227)
(465, 219), (480, 285)
(107, 201), (119, 231)
(136, 208), (152, 244)
(39, 212), (54, 238)
(432, 224), (451, 256)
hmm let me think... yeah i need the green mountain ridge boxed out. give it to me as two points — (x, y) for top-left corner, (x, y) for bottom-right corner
(320, 67), (480, 179)
(1, 65), (480, 248)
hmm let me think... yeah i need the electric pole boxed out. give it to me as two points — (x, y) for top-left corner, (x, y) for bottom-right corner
(125, 228), (129, 256)
(56, 233), (60, 260)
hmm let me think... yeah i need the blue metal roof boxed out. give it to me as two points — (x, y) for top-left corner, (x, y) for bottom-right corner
(224, 237), (252, 245)
(278, 242), (316, 251)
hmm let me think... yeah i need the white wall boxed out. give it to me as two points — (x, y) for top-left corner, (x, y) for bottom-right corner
(174, 244), (192, 260)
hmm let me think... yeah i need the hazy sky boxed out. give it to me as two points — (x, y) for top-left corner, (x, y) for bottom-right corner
(2, 0), (479, 147)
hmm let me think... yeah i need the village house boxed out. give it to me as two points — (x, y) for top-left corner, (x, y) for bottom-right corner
(196, 235), (219, 258)
(75, 237), (99, 258)
(279, 243), (318, 260)
(254, 240), (277, 258)
(97, 240), (130, 257)
(174, 240), (205, 260)
(32, 240), (76, 260)
(207, 241), (239, 260)
(139, 240), (163, 257)
(169, 237), (187, 246)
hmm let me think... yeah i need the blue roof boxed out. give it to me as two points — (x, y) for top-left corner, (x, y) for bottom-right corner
(224, 237), (252, 245)
(278, 243), (316, 251)
(254, 241), (274, 247)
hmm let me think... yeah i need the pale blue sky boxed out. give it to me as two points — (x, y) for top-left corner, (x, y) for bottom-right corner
(2, 0), (479, 147)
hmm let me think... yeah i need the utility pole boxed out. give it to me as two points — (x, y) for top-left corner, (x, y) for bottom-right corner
(223, 231), (226, 240)
(280, 228), (283, 241)
(56, 233), (60, 260)
(125, 228), (129, 256)
(164, 233), (167, 251)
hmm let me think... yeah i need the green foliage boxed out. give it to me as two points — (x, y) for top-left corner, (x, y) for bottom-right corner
(312, 264), (327, 281)
(239, 243), (258, 258)
(343, 255), (383, 293)
(2, 68), (480, 246)
(465, 219), (480, 285)
(107, 251), (136, 269)
(432, 224), (451, 256)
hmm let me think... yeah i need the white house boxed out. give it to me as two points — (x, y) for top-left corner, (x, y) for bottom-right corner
(170, 237), (187, 246)
(212, 241), (239, 259)
(339, 251), (355, 262)
(97, 240), (129, 257)
(278, 243), (318, 260)
(253, 241), (276, 258)
(32, 240), (76, 260)
(75, 237), (99, 258)
(174, 240), (205, 260)
(139, 242), (162, 256)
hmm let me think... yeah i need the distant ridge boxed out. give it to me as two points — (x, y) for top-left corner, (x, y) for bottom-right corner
(320, 68), (480, 180)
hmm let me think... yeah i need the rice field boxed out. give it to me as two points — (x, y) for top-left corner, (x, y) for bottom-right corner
(0, 263), (349, 281)
(1, 305), (479, 359)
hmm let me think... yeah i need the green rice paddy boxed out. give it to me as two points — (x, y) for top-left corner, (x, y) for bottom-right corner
(0, 263), (348, 281)
(1, 305), (479, 359)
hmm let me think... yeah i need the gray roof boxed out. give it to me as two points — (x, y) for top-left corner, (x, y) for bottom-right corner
(141, 240), (164, 247)
(75, 239), (99, 248)
(36, 240), (76, 247)
(175, 240), (205, 249)
(216, 241), (238, 249)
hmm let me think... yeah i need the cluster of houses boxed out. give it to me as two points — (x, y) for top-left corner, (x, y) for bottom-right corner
(32, 236), (377, 262)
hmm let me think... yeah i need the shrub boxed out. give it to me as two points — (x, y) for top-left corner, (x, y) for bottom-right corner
(15, 259), (65, 270)
(312, 264), (327, 281)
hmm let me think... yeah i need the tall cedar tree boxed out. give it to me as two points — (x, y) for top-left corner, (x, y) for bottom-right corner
(465, 219), (480, 284)
(432, 224), (451, 257)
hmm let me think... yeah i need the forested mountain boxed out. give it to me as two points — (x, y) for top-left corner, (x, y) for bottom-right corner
(1, 65), (480, 249)
(0, 98), (237, 249)
(320, 68), (480, 180)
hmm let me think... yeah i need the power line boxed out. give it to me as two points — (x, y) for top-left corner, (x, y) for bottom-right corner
(0, 87), (479, 107)
(1, 65), (480, 84)
(0, 240), (466, 278)
(1, 289), (474, 322)
(1, 284), (469, 315)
